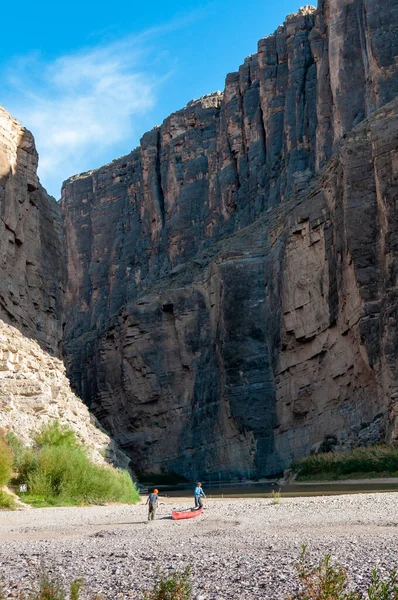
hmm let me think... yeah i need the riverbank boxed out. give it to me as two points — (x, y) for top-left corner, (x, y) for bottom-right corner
(154, 477), (398, 499)
(291, 445), (398, 482)
(1, 493), (398, 598)
(292, 476), (398, 485)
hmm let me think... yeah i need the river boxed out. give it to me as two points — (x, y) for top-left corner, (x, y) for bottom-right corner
(145, 478), (398, 498)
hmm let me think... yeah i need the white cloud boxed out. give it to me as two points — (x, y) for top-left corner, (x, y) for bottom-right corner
(3, 34), (169, 197)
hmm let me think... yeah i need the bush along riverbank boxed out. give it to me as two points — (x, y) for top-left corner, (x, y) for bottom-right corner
(291, 445), (398, 481)
(1, 548), (398, 600)
(0, 421), (139, 508)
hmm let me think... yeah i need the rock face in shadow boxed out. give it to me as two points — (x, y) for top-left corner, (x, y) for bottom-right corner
(61, 1), (398, 479)
(0, 106), (65, 355)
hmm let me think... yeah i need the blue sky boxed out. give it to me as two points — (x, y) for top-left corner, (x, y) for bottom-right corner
(0, 0), (305, 198)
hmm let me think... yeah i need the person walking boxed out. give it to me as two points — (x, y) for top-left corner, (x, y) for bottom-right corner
(194, 482), (206, 509)
(146, 488), (159, 521)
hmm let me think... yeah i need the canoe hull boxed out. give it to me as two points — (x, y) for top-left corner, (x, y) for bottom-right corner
(172, 508), (203, 520)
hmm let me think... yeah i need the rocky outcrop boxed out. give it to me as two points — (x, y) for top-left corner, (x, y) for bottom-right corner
(0, 106), (65, 355)
(0, 319), (124, 466)
(61, 1), (398, 479)
(0, 110), (128, 469)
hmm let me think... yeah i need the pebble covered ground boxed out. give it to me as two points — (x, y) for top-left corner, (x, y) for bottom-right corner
(1, 493), (398, 599)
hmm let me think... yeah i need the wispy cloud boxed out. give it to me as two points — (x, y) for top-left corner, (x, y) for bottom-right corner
(2, 31), (174, 197)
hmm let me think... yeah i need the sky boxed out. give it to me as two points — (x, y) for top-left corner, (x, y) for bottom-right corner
(0, 0), (305, 198)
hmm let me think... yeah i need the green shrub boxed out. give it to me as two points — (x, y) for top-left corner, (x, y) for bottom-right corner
(0, 436), (13, 487)
(289, 545), (360, 600)
(35, 421), (78, 449)
(27, 567), (86, 600)
(142, 567), (191, 600)
(0, 489), (16, 510)
(4, 421), (140, 506)
(69, 579), (84, 600)
(5, 432), (36, 486)
(367, 569), (398, 600)
(291, 445), (398, 480)
(26, 444), (139, 505)
(5, 431), (24, 470)
(2, 554), (398, 599)
(0, 423), (140, 507)
(270, 489), (281, 505)
(289, 546), (398, 600)
(15, 447), (38, 485)
(30, 568), (67, 600)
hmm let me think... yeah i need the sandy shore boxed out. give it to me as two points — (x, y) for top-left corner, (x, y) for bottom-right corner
(1, 493), (398, 599)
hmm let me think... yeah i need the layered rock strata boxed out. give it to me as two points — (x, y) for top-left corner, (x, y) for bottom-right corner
(61, 0), (398, 478)
(0, 110), (129, 469)
(0, 106), (65, 355)
(0, 319), (123, 465)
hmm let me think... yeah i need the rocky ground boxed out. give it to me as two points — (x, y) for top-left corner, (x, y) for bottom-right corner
(1, 493), (398, 599)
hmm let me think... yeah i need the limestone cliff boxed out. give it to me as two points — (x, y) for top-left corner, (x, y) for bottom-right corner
(0, 106), (65, 355)
(0, 319), (119, 465)
(61, 0), (398, 479)
(0, 109), (127, 469)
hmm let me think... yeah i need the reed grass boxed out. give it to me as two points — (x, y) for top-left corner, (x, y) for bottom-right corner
(270, 489), (281, 504)
(4, 422), (140, 507)
(0, 436), (13, 487)
(292, 445), (398, 480)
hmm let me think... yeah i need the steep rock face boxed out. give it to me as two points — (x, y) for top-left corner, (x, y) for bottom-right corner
(274, 98), (398, 463)
(76, 98), (398, 478)
(0, 106), (65, 354)
(0, 107), (129, 472)
(0, 319), (127, 467)
(62, 1), (398, 478)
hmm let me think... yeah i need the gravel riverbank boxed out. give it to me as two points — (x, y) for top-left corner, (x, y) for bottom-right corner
(1, 493), (398, 599)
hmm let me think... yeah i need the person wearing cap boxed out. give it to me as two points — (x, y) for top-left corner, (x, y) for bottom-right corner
(146, 488), (159, 521)
(194, 482), (206, 509)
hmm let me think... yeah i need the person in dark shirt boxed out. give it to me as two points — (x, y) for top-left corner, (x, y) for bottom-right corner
(146, 488), (159, 521)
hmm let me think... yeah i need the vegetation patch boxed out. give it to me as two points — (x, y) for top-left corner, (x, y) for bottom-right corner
(270, 489), (281, 504)
(142, 567), (191, 600)
(289, 545), (398, 600)
(1, 422), (139, 508)
(291, 445), (398, 480)
(0, 435), (13, 487)
(0, 566), (192, 600)
(2, 552), (398, 599)
(0, 489), (16, 510)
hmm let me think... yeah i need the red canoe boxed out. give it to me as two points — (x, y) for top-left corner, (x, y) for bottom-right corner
(172, 508), (203, 520)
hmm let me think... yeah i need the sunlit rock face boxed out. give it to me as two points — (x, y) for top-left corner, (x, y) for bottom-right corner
(61, 0), (398, 479)
(0, 106), (65, 355)
(0, 319), (119, 466)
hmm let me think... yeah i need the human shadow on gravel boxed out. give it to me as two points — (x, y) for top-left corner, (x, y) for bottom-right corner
(90, 515), (174, 529)
(89, 521), (147, 529)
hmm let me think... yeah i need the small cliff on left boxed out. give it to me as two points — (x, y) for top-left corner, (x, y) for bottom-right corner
(0, 319), (116, 465)
(0, 106), (65, 355)
(0, 107), (128, 469)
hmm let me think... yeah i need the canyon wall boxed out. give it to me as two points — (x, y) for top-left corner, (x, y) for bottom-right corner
(0, 109), (130, 469)
(61, 0), (398, 478)
(0, 106), (65, 355)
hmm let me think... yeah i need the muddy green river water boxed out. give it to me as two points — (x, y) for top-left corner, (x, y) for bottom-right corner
(148, 479), (398, 498)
